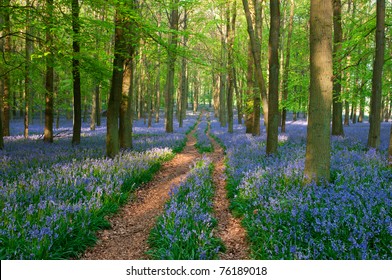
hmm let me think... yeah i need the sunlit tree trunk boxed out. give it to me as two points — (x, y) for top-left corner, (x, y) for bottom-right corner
(227, 0), (236, 133)
(164, 0), (179, 133)
(245, 41), (254, 134)
(367, 0), (385, 149)
(304, 0), (333, 183)
(119, 58), (134, 149)
(242, 0), (267, 135)
(72, 0), (81, 145)
(281, 0), (294, 133)
(179, 9), (188, 128)
(107, 9), (125, 157)
(331, 0), (344, 136)
(44, 0), (54, 143)
(266, 0), (280, 155)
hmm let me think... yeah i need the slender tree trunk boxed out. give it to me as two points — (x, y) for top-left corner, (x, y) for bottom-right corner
(213, 73), (219, 117)
(2, 0), (10, 136)
(164, 0), (179, 133)
(304, 0), (333, 183)
(179, 9), (188, 128)
(234, 69), (242, 124)
(24, 0), (33, 138)
(281, 0), (294, 133)
(90, 84), (98, 130)
(72, 0), (81, 145)
(266, 0), (280, 155)
(227, 0), (236, 133)
(367, 0), (385, 149)
(107, 10), (125, 157)
(44, 0), (54, 143)
(331, 0), (344, 136)
(245, 41), (254, 134)
(389, 124), (392, 166)
(242, 0), (268, 132)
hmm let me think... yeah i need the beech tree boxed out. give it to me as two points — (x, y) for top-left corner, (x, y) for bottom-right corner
(44, 0), (54, 143)
(266, 0), (280, 155)
(367, 0), (385, 149)
(331, 0), (344, 136)
(72, 0), (81, 145)
(304, 0), (333, 182)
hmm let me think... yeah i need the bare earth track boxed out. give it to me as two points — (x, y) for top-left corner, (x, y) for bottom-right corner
(83, 116), (249, 260)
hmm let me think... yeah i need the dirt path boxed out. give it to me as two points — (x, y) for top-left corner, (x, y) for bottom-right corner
(82, 114), (250, 260)
(82, 129), (201, 260)
(208, 126), (250, 260)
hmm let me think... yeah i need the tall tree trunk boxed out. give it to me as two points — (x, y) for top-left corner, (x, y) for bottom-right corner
(245, 41), (254, 133)
(266, 0), (280, 155)
(164, 0), (179, 133)
(227, 0), (236, 133)
(242, 0), (268, 133)
(281, 0), (294, 133)
(331, 0), (344, 136)
(304, 0), (333, 183)
(44, 0), (54, 143)
(179, 9), (188, 128)
(90, 84), (98, 130)
(24, 0), (33, 138)
(2, 0), (10, 136)
(72, 0), (81, 145)
(107, 9), (125, 157)
(367, 0), (385, 149)
(389, 124), (392, 166)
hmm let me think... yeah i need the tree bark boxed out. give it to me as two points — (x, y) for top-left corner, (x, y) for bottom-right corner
(44, 0), (54, 143)
(245, 41), (254, 134)
(304, 0), (333, 183)
(119, 58), (134, 149)
(331, 0), (344, 136)
(227, 0), (236, 133)
(266, 0), (280, 155)
(72, 0), (82, 145)
(179, 10), (188, 128)
(281, 0), (294, 133)
(164, 0), (179, 133)
(107, 10), (125, 157)
(2, 0), (10, 136)
(24, 0), (33, 139)
(367, 0), (385, 149)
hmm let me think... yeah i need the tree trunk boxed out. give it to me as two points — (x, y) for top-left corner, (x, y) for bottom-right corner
(281, 0), (294, 133)
(90, 84), (98, 130)
(304, 0), (333, 183)
(367, 0), (385, 149)
(44, 0), (54, 143)
(107, 10), (125, 157)
(2, 0), (10, 136)
(245, 41), (254, 134)
(24, 0), (33, 138)
(179, 10), (188, 128)
(227, 0), (236, 133)
(331, 0), (344, 136)
(72, 0), (81, 145)
(119, 58), (134, 149)
(164, 0), (179, 133)
(389, 124), (392, 166)
(266, 0), (280, 155)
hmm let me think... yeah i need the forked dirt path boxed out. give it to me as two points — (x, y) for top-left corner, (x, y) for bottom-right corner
(82, 128), (201, 260)
(82, 114), (250, 260)
(207, 124), (250, 260)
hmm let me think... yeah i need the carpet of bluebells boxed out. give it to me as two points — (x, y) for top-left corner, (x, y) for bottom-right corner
(211, 117), (392, 260)
(194, 113), (213, 153)
(148, 156), (224, 259)
(0, 114), (198, 259)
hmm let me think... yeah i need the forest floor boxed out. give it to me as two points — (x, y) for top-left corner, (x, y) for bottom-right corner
(82, 115), (249, 260)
